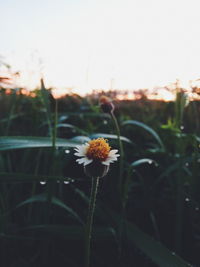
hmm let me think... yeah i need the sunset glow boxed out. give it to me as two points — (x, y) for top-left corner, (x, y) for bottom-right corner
(1, 0), (200, 99)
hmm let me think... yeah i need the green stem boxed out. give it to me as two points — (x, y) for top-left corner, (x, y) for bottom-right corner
(52, 99), (58, 151)
(111, 111), (124, 198)
(85, 177), (99, 267)
(175, 159), (183, 253)
(46, 99), (58, 223)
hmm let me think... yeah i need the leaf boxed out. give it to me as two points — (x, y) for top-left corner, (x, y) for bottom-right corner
(72, 187), (191, 266)
(0, 136), (81, 151)
(0, 113), (24, 123)
(90, 133), (132, 144)
(109, 211), (191, 267)
(126, 220), (191, 267)
(130, 158), (158, 168)
(22, 225), (116, 240)
(40, 78), (52, 132)
(70, 136), (91, 144)
(17, 193), (83, 224)
(56, 123), (76, 129)
(0, 172), (84, 182)
(152, 156), (193, 188)
(56, 123), (88, 135)
(122, 120), (165, 150)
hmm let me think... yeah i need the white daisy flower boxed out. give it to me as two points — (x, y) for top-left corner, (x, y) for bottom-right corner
(74, 138), (119, 177)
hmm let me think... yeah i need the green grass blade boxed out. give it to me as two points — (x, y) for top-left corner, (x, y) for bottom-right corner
(22, 225), (116, 240)
(0, 172), (83, 182)
(126, 220), (191, 267)
(110, 211), (191, 267)
(90, 133), (132, 144)
(40, 78), (52, 134)
(17, 193), (83, 224)
(130, 158), (158, 168)
(0, 136), (81, 151)
(122, 120), (165, 150)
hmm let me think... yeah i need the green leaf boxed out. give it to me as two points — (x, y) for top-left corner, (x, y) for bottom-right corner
(40, 78), (52, 133)
(90, 133), (132, 144)
(72, 187), (191, 266)
(122, 120), (165, 150)
(70, 136), (91, 144)
(22, 225), (116, 240)
(109, 211), (191, 267)
(0, 172), (83, 182)
(0, 113), (24, 123)
(0, 136), (81, 151)
(130, 158), (158, 168)
(17, 193), (83, 224)
(126, 220), (191, 267)
(74, 185), (191, 266)
(56, 123), (76, 129)
(152, 156), (193, 188)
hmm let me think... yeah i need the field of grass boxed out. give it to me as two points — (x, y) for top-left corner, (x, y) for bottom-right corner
(0, 82), (200, 267)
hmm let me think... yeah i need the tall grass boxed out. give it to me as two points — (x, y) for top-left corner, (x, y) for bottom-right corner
(0, 85), (199, 266)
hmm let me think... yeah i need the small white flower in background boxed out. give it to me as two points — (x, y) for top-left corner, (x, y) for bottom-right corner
(74, 138), (119, 178)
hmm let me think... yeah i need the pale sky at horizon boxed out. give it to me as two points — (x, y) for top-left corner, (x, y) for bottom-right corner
(1, 0), (200, 94)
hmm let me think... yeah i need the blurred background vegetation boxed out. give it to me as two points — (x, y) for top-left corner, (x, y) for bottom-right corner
(0, 72), (200, 266)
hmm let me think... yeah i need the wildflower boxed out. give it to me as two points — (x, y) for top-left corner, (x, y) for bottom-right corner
(99, 95), (114, 114)
(75, 138), (119, 178)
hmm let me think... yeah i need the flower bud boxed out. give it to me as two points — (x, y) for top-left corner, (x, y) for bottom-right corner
(99, 96), (114, 114)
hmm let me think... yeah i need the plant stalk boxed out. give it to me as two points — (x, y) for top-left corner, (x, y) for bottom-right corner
(111, 111), (124, 198)
(85, 177), (99, 267)
(175, 159), (184, 254)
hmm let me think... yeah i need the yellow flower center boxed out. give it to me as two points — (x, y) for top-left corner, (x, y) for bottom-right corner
(86, 138), (111, 161)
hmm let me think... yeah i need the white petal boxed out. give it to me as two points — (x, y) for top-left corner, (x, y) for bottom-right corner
(102, 161), (110, 166)
(107, 155), (119, 162)
(76, 158), (86, 165)
(108, 150), (120, 157)
(74, 144), (89, 156)
(108, 149), (119, 156)
(74, 151), (85, 157)
(83, 158), (93, 166)
(102, 154), (119, 166)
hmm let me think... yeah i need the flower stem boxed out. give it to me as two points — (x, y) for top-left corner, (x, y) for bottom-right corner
(175, 158), (184, 253)
(85, 177), (99, 267)
(111, 111), (124, 198)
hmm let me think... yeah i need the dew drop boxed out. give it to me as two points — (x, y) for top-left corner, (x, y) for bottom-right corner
(185, 198), (190, 202)
(40, 181), (46, 185)
(171, 252), (176, 256)
(195, 207), (199, 211)
(180, 125), (184, 130)
(185, 162), (189, 167)
(64, 178), (74, 184)
(148, 160), (153, 164)
(65, 149), (70, 154)
(103, 120), (108, 125)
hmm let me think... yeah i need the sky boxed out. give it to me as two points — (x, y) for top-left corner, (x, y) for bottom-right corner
(1, 0), (200, 95)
